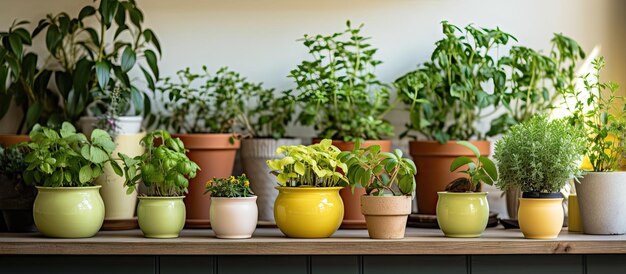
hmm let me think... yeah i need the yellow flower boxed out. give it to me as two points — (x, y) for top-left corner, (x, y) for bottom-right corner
(205, 179), (213, 188)
(244, 180), (250, 187)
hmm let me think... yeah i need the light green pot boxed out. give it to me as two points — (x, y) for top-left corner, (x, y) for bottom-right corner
(436, 192), (489, 238)
(33, 186), (105, 238)
(137, 196), (185, 238)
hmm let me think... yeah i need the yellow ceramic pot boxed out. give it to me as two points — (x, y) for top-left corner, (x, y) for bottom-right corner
(274, 187), (344, 238)
(436, 192), (489, 238)
(33, 186), (105, 238)
(568, 194), (582, 232)
(137, 196), (186, 238)
(518, 198), (564, 239)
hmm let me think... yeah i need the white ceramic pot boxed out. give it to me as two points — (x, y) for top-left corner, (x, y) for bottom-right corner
(78, 116), (143, 137)
(94, 133), (146, 221)
(576, 172), (626, 235)
(240, 138), (301, 223)
(210, 196), (258, 239)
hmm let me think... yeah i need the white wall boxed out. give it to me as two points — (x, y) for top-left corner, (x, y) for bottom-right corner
(2, 0), (625, 217)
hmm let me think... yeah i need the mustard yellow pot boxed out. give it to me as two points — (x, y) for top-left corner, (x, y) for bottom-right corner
(518, 197), (564, 239)
(274, 187), (344, 238)
(436, 192), (489, 238)
(137, 196), (186, 238)
(33, 186), (105, 238)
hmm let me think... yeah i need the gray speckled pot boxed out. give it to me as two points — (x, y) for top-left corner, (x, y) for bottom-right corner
(240, 138), (301, 223)
(576, 172), (626, 235)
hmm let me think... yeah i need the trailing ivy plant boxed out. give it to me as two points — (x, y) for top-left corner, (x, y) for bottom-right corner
(0, 20), (62, 134)
(560, 57), (625, 172)
(395, 21), (516, 143)
(21, 122), (122, 187)
(119, 130), (200, 196)
(447, 141), (498, 192)
(338, 143), (417, 196)
(494, 115), (586, 193)
(154, 66), (288, 139)
(35, 0), (160, 125)
(289, 21), (395, 142)
(266, 139), (348, 187)
(204, 174), (254, 198)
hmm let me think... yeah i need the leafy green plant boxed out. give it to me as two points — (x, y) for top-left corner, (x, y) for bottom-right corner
(243, 90), (296, 139)
(21, 122), (122, 187)
(204, 174), (254, 198)
(119, 130), (200, 196)
(338, 144), (416, 196)
(494, 115), (586, 193)
(35, 0), (160, 124)
(155, 67), (283, 137)
(560, 57), (625, 172)
(266, 139), (348, 187)
(448, 141), (498, 192)
(289, 21), (395, 142)
(0, 145), (28, 183)
(395, 21), (585, 143)
(395, 21), (516, 143)
(0, 20), (61, 134)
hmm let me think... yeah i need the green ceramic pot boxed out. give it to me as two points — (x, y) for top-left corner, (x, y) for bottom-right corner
(137, 196), (186, 238)
(33, 186), (105, 238)
(436, 191), (489, 238)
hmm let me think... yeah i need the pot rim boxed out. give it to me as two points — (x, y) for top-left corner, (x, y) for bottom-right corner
(437, 191), (488, 195)
(275, 186), (344, 191)
(360, 195), (412, 199)
(519, 197), (563, 201)
(210, 196), (257, 200)
(582, 171), (626, 175)
(35, 185), (102, 190)
(137, 196), (185, 200)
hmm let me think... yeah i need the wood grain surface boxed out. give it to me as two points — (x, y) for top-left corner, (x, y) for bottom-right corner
(2, 227), (626, 255)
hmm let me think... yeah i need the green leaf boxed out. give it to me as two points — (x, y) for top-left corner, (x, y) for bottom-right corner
(294, 161), (305, 175)
(457, 141), (480, 158)
(110, 160), (123, 177)
(60, 122), (76, 138)
(24, 101), (42, 131)
(130, 86), (143, 115)
(121, 46), (136, 72)
(89, 146), (109, 163)
(79, 6), (96, 20)
(144, 49), (159, 80)
(79, 165), (93, 183)
(478, 156), (498, 181)
(8, 33), (23, 58)
(450, 156), (473, 172)
(95, 61), (110, 90)
(45, 24), (61, 54)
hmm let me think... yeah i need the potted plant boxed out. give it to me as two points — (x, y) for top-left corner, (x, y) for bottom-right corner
(0, 20), (61, 142)
(119, 130), (200, 238)
(266, 139), (348, 238)
(154, 67), (245, 228)
(560, 57), (626, 235)
(0, 145), (36, 232)
(340, 144), (417, 239)
(494, 115), (586, 239)
(22, 122), (121, 238)
(204, 174), (257, 239)
(34, 0), (160, 133)
(290, 21), (395, 228)
(436, 141), (498, 238)
(395, 22), (585, 215)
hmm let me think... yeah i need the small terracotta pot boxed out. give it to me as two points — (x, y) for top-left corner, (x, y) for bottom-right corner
(0, 134), (30, 147)
(409, 140), (490, 215)
(172, 133), (240, 228)
(360, 195), (412, 239)
(312, 138), (392, 229)
(210, 196), (258, 239)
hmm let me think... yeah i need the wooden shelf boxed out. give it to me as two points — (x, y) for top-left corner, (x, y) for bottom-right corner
(2, 227), (626, 255)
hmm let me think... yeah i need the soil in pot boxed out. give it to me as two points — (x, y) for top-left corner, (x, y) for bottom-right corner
(172, 133), (240, 228)
(361, 195), (412, 239)
(518, 192), (564, 239)
(312, 139), (392, 229)
(410, 140), (490, 215)
(240, 138), (301, 224)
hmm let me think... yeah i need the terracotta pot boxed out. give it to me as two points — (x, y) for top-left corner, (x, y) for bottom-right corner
(361, 195), (412, 239)
(95, 133), (145, 228)
(312, 138), (392, 229)
(172, 133), (240, 228)
(240, 138), (301, 223)
(409, 140), (490, 215)
(0, 134), (30, 147)
(210, 196), (258, 239)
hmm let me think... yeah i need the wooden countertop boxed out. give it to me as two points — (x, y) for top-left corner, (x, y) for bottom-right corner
(2, 227), (626, 255)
